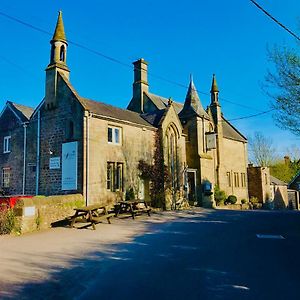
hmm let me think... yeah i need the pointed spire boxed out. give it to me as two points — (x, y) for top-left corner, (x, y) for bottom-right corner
(210, 74), (220, 105)
(52, 11), (67, 43)
(211, 74), (219, 93)
(179, 76), (209, 119)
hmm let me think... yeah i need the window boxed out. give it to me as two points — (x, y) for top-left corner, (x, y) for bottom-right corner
(3, 136), (11, 153)
(108, 126), (121, 145)
(234, 172), (239, 187)
(115, 163), (123, 190)
(60, 45), (65, 62)
(265, 173), (268, 185)
(107, 162), (124, 191)
(2, 168), (10, 188)
(107, 162), (113, 190)
(241, 173), (246, 187)
(226, 172), (231, 187)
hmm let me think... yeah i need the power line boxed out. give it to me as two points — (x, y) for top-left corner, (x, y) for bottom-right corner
(250, 0), (300, 41)
(0, 9), (266, 113)
(227, 108), (275, 121)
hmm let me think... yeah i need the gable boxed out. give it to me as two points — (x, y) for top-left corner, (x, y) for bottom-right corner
(222, 117), (247, 143)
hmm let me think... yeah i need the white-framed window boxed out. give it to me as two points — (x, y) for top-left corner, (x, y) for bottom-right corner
(2, 168), (11, 188)
(3, 136), (11, 153)
(108, 126), (121, 145)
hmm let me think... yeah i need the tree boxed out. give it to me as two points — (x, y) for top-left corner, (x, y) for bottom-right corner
(248, 131), (277, 166)
(264, 46), (300, 135)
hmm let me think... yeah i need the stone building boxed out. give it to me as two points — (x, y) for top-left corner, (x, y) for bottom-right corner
(0, 12), (249, 207)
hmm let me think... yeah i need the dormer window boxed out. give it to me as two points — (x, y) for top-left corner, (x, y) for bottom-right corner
(3, 136), (11, 153)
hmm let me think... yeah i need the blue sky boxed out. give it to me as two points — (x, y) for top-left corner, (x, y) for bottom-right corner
(0, 0), (299, 158)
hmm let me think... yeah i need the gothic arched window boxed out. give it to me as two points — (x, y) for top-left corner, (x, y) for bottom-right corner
(166, 124), (179, 190)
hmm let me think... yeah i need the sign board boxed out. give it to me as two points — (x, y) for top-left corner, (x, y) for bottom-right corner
(206, 133), (217, 150)
(62, 142), (78, 190)
(49, 157), (61, 169)
(24, 206), (35, 217)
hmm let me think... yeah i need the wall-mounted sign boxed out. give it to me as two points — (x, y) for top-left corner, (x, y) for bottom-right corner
(49, 157), (61, 169)
(206, 133), (217, 150)
(62, 142), (78, 190)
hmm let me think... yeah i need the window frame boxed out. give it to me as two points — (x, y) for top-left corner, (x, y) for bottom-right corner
(3, 136), (11, 153)
(241, 173), (246, 187)
(234, 172), (239, 187)
(2, 168), (11, 188)
(107, 126), (122, 145)
(226, 171), (232, 187)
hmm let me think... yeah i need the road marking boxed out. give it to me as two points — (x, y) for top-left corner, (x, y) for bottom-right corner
(256, 234), (285, 239)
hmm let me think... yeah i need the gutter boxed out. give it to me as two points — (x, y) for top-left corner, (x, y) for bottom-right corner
(22, 122), (28, 195)
(35, 110), (40, 195)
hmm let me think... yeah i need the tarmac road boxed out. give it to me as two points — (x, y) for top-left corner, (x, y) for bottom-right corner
(2, 209), (300, 300)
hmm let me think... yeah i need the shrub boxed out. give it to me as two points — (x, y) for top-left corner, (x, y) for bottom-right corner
(0, 207), (17, 235)
(125, 187), (135, 201)
(226, 195), (237, 205)
(250, 196), (259, 204)
(214, 185), (226, 206)
(241, 199), (247, 205)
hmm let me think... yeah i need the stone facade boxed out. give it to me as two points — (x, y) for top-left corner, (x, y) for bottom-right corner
(247, 165), (270, 202)
(0, 12), (249, 208)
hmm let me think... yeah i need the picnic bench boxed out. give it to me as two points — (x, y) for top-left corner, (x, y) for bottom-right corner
(70, 204), (114, 230)
(114, 200), (151, 219)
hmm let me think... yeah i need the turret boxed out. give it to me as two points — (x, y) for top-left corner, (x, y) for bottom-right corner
(45, 11), (70, 110)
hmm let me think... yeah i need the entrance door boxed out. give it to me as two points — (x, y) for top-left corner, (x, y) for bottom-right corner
(187, 170), (196, 203)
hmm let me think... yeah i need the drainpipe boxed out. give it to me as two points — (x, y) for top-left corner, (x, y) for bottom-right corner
(22, 122), (28, 195)
(85, 112), (91, 206)
(35, 110), (40, 195)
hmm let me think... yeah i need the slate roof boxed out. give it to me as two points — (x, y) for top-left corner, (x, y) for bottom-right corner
(145, 92), (183, 114)
(222, 116), (247, 142)
(270, 175), (287, 186)
(179, 79), (210, 119)
(8, 101), (34, 122)
(80, 97), (155, 128)
(141, 109), (166, 127)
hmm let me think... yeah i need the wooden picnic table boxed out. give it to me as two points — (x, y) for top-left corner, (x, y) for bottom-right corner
(114, 200), (151, 219)
(70, 204), (114, 230)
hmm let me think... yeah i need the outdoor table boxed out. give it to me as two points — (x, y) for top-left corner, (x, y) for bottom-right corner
(114, 200), (151, 219)
(70, 204), (114, 230)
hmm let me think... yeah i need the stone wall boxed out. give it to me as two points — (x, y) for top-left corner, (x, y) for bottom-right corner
(37, 74), (84, 195)
(87, 115), (155, 206)
(0, 108), (25, 194)
(247, 166), (270, 202)
(14, 194), (84, 233)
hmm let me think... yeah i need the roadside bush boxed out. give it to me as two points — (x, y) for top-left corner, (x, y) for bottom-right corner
(249, 196), (259, 204)
(225, 195), (237, 205)
(0, 207), (17, 235)
(241, 199), (247, 205)
(214, 185), (226, 206)
(125, 187), (135, 201)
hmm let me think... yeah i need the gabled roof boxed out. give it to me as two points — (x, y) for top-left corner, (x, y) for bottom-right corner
(0, 101), (34, 123)
(81, 97), (155, 128)
(145, 92), (182, 114)
(141, 109), (166, 127)
(270, 175), (287, 186)
(288, 170), (300, 188)
(222, 116), (247, 142)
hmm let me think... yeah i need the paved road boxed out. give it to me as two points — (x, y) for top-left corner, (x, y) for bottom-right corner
(12, 209), (300, 299)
